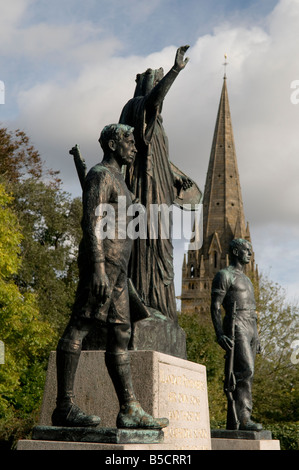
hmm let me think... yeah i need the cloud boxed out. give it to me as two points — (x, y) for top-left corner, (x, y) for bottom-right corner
(1, 12), (121, 66)
(0, 0), (33, 42)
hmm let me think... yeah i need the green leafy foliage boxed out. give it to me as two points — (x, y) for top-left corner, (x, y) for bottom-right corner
(12, 178), (82, 333)
(0, 127), (82, 446)
(0, 183), (54, 421)
(0, 127), (82, 335)
(267, 422), (299, 450)
(178, 313), (227, 424)
(253, 275), (299, 427)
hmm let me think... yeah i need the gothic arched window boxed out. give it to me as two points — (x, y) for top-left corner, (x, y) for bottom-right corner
(214, 251), (218, 268)
(190, 264), (195, 278)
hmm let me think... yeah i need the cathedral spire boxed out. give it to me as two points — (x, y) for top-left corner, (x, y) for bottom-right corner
(202, 75), (246, 256)
(181, 73), (256, 315)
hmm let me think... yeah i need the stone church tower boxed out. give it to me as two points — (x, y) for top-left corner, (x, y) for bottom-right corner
(181, 76), (258, 315)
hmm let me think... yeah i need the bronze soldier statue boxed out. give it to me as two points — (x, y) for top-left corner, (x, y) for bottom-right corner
(211, 238), (262, 431)
(52, 123), (168, 430)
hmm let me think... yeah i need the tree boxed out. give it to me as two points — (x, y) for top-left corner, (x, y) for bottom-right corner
(12, 178), (82, 333)
(0, 126), (83, 446)
(0, 127), (59, 185)
(0, 127), (82, 335)
(178, 313), (227, 425)
(253, 274), (299, 423)
(0, 183), (54, 419)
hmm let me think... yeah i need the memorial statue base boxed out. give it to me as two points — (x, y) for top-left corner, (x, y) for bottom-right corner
(17, 425), (171, 450)
(32, 425), (164, 443)
(17, 350), (211, 450)
(211, 429), (280, 450)
(16, 440), (179, 450)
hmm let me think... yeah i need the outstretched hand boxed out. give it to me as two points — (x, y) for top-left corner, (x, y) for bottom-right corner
(174, 45), (190, 71)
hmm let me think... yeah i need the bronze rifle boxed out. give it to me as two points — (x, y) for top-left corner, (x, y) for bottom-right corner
(224, 301), (239, 430)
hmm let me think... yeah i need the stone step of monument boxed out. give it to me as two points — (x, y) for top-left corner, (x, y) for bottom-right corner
(17, 440), (179, 451)
(211, 429), (272, 440)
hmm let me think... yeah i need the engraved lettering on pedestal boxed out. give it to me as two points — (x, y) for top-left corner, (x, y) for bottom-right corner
(159, 363), (210, 450)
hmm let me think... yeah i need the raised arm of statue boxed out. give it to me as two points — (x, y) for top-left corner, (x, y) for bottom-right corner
(145, 45), (189, 112)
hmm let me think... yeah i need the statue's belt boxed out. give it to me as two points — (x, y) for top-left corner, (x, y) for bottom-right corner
(232, 308), (257, 320)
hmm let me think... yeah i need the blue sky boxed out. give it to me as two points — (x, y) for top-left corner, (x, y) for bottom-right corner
(1, 0), (277, 118)
(21, 0), (278, 55)
(1, 0), (299, 307)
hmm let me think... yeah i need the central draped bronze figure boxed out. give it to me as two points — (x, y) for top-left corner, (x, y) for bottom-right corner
(119, 45), (194, 322)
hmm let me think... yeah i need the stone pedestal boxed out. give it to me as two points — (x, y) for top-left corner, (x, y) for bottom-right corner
(32, 426), (164, 444)
(128, 313), (187, 360)
(17, 441), (180, 450)
(211, 429), (280, 450)
(17, 426), (171, 450)
(18, 351), (211, 450)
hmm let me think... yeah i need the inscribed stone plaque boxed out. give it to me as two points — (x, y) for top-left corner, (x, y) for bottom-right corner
(158, 359), (210, 450)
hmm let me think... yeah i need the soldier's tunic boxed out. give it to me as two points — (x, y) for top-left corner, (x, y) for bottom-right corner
(72, 161), (133, 325)
(211, 265), (259, 422)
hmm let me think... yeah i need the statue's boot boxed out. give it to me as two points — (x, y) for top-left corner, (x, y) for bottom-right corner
(117, 400), (169, 429)
(105, 352), (169, 429)
(51, 338), (101, 427)
(239, 419), (263, 431)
